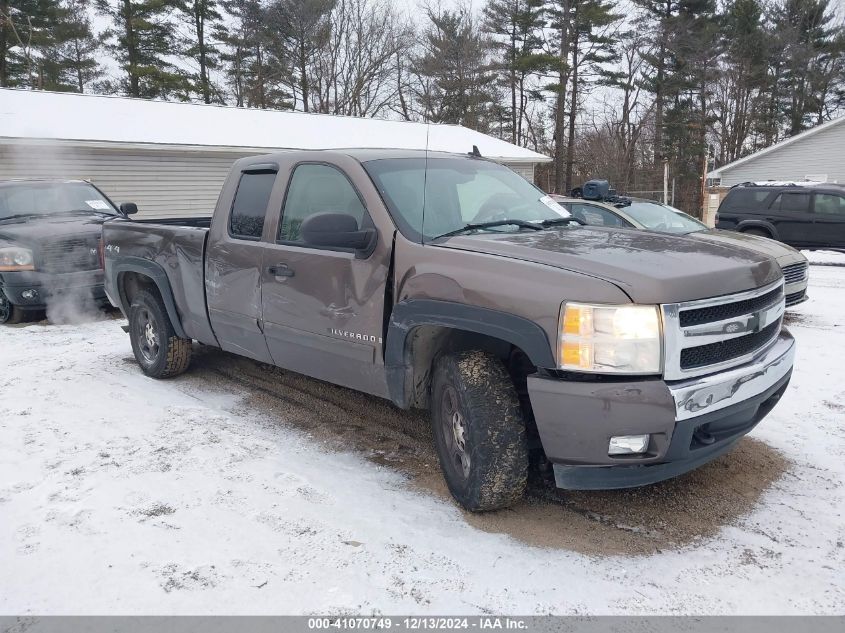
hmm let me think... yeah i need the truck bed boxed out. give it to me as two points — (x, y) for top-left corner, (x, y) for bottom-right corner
(103, 217), (216, 344)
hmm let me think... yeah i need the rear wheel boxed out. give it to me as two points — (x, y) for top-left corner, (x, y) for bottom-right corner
(742, 227), (772, 238)
(430, 350), (528, 512)
(128, 289), (192, 378)
(0, 294), (24, 325)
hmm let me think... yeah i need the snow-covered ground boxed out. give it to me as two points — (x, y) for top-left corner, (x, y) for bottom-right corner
(804, 249), (845, 266)
(1, 257), (844, 615)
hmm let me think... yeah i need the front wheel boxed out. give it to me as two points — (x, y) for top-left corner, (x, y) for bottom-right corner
(0, 294), (24, 325)
(128, 290), (192, 378)
(430, 350), (528, 512)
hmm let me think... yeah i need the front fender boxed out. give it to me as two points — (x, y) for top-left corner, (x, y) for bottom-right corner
(384, 299), (556, 408)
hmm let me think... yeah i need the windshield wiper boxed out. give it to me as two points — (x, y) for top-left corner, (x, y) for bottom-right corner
(0, 213), (43, 223)
(56, 209), (117, 217)
(539, 216), (585, 227)
(435, 220), (544, 239)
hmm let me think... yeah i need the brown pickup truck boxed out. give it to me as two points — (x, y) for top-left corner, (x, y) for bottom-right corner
(103, 149), (796, 511)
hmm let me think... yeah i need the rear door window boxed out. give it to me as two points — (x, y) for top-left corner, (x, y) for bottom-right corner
(772, 192), (810, 214)
(721, 188), (771, 211)
(229, 171), (277, 240)
(814, 193), (845, 216)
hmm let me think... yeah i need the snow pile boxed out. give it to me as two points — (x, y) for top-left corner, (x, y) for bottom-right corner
(804, 249), (845, 266)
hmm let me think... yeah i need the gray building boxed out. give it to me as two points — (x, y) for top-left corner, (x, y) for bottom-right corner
(0, 89), (550, 218)
(708, 115), (845, 187)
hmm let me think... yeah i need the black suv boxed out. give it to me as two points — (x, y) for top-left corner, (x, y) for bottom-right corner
(715, 182), (845, 250)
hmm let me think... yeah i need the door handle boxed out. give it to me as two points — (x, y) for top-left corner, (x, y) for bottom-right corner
(268, 263), (295, 278)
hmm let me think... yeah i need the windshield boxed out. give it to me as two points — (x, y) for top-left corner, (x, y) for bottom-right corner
(363, 158), (570, 241)
(0, 182), (117, 220)
(623, 200), (706, 234)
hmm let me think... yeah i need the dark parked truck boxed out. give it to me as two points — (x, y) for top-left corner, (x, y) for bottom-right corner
(0, 179), (119, 324)
(103, 150), (796, 511)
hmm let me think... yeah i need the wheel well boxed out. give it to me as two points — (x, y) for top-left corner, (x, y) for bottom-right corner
(405, 325), (536, 411)
(118, 271), (161, 309)
(739, 224), (773, 237)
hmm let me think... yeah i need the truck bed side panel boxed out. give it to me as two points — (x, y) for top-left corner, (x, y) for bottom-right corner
(103, 219), (217, 345)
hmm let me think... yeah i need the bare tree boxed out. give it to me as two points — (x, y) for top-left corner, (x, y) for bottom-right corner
(270, 0), (333, 112)
(310, 0), (410, 117)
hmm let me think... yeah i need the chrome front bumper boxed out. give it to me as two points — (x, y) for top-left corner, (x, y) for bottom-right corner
(668, 329), (795, 421)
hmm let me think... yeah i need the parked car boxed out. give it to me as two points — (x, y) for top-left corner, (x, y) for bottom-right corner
(0, 179), (125, 324)
(715, 181), (845, 251)
(103, 150), (795, 512)
(552, 195), (810, 307)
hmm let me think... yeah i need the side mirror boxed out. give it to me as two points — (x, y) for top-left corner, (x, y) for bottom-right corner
(300, 212), (377, 257)
(119, 202), (138, 216)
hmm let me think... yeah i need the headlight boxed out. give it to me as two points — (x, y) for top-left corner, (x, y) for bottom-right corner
(0, 246), (35, 271)
(559, 303), (662, 374)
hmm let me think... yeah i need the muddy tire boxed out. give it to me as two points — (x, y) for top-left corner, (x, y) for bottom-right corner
(430, 350), (528, 512)
(0, 294), (24, 325)
(128, 289), (192, 378)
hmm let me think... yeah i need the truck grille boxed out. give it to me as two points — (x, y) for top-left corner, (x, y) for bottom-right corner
(785, 290), (807, 307)
(40, 237), (100, 273)
(680, 321), (780, 370)
(781, 261), (808, 285)
(662, 280), (785, 380)
(679, 286), (782, 327)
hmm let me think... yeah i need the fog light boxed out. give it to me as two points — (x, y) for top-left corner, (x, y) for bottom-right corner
(21, 289), (37, 300)
(608, 434), (650, 455)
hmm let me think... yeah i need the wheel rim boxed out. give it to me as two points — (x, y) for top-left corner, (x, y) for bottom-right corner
(440, 385), (471, 480)
(0, 295), (10, 323)
(135, 308), (160, 364)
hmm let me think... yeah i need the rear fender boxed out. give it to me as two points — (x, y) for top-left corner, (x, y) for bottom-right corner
(736, 219), (778, 239)
(113, 257), (188, 339)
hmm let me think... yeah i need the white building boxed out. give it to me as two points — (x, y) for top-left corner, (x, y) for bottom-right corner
(0, 89), (550, 218)
(708, 116), (845, 187)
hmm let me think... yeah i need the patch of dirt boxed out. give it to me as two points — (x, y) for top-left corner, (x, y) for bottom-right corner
(184, 345), (790, 557)
(783, 312), (839, 330)
(138, 503), (177, 518)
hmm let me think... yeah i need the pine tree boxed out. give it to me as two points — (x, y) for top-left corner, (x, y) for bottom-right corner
(413, 6), (497, 130)
(97, 0), (188, 99)
(1, 0), (58, 87)
(177, 0), (223, 103)
(546, 0), (573, 193)
(715, 0), (769, 162)
(631, 0), (681, 164)
(563, 0), (619, 190)
(668, 0), (720, 214)
(218, 0), (291, 109)
(483, 0), (549, 145)
(39, 0), (101, 92)
(770, 0), (843, 135)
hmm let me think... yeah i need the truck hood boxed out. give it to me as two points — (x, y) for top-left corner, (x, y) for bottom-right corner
(692, 229), (806, 267)
(434, 227), (781, 304)
(0, 213), (110, 247)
